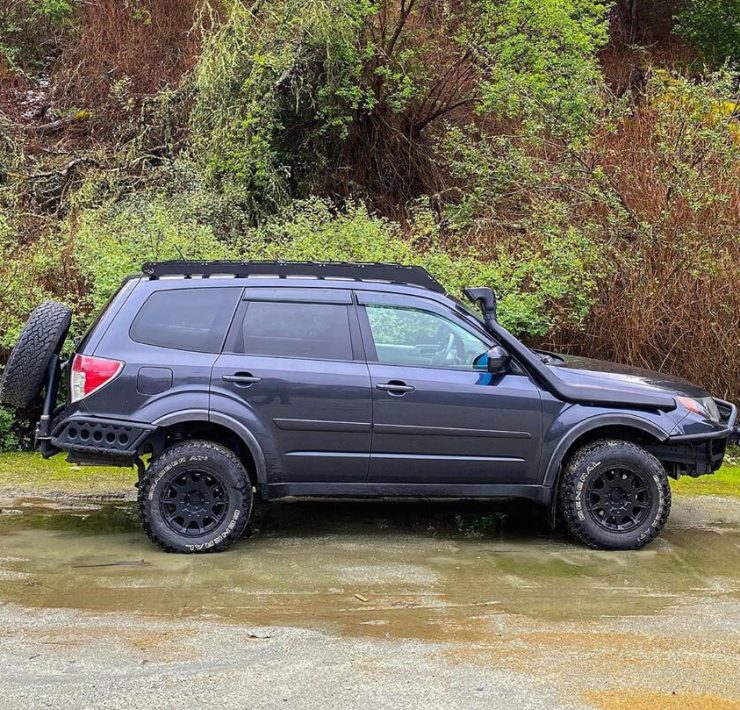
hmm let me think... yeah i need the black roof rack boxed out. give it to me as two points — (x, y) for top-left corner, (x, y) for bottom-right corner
(141, 260), (446, 293)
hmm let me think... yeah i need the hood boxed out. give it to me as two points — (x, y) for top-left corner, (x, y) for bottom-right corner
(550, 355), (709, 399)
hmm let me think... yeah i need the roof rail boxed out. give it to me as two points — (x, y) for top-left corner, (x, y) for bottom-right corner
(141, 260), (446, 293)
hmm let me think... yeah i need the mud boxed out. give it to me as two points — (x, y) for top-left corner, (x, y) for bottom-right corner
(0, 495), (738, 640)
(1, 494), (739, 707)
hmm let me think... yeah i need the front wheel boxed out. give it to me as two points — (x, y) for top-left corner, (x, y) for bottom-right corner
(138, 440), (252, 553)
(558, 439), (671, 550)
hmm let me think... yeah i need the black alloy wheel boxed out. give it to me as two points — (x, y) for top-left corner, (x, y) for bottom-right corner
(139, 440), (252, 553)
(585, 467), (651, 532)
(159, 470), (230, 537)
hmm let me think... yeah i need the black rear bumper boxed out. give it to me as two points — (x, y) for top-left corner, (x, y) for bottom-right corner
(39, 413), (153, 465)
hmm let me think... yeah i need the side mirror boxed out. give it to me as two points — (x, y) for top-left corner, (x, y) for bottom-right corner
(487, 345), (509, 374)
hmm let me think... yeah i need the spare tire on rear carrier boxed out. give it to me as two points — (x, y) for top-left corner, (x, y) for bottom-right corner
(0, 301), (72, 410)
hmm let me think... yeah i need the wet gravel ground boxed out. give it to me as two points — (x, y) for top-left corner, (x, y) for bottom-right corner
(0, 494), (739, 708)
(0, 604), (582, 710)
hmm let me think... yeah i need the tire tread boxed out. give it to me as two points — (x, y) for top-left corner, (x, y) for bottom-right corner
(558, 439), (672, 550)
(138, 439), (252, 554)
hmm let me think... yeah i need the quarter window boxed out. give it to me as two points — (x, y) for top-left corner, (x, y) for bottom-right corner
(130, 288), (241, 353)
(232, 301), (353, 361)
(365, 304), (488, 369)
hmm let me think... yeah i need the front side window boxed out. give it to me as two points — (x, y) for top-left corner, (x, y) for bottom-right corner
(232, 301), (353, 361)
(365, 305), (488, 369)
(130, 288), (241, 353)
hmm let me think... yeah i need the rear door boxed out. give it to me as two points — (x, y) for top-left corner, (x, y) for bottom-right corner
(357, 292), (543, 485)
(211, 287), (373, 483)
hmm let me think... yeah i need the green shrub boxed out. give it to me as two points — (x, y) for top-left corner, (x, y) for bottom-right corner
(191, 0), (371, 220)
(70, 192), (234, 312)
(189, 0), (610, 218)
(473, 0), (610, 145)
(1, 174), (245, 346)
(0, 222), (69, 349)
(0, 406), (19, 451)
(0, 0), (75, 70)
(440, 126), (536, 234)
(12, 193), (595, 341)
(242, 198), (599, 338)
(243, 199), (417, 264)
(648, 69), (739, 213)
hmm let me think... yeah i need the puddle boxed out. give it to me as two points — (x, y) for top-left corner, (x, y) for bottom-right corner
(0, 496), (738, 641)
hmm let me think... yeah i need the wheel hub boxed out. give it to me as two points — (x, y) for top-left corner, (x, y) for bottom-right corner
(608, 486), (629, 510)
(183, 490), (207, 515)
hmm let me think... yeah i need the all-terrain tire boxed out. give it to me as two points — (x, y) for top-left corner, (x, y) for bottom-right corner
(558, 439), (671, 550)
(138, 440), (252, 553)
(0, 301), (72, 410)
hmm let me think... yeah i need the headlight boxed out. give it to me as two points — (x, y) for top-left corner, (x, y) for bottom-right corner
(676, 396), (721, 423)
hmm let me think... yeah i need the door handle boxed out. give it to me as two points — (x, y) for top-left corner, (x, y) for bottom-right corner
(376, 381), (415, 395)
(222, 372), (262, 386)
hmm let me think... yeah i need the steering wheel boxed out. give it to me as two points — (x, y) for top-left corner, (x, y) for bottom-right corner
(432, 331), (464, 367)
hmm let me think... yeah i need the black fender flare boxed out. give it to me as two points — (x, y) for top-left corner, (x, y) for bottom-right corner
(541, 414), (670, 490)
(151, 410), (268, 494)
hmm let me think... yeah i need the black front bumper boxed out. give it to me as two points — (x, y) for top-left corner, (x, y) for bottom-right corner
(658, 398), (738, 477)
(728, 398), (740, 445)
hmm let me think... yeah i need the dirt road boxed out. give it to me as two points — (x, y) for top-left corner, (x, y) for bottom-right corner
(1, 493), (738, 708)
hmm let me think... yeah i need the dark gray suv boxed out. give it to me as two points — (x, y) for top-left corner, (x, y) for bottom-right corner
(1, 261), (737, 553)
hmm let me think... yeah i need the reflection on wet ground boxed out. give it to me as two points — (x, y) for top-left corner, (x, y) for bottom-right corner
(1, 494), (739, 642)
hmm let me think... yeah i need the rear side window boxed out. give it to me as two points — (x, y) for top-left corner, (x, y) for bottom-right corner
(130, 288), (241, 353)
(230, 301), (353, 361)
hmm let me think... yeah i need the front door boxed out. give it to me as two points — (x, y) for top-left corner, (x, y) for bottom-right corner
(211, 288), (372, 483)
(357, 294), (543, 484)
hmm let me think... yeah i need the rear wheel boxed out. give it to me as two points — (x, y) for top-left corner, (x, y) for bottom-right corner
(558, 439), (671, 550)
(138, 440), (252, 553)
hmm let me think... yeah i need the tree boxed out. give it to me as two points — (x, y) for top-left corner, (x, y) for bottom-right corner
(190, 0), (610, 219)
(676, 0), (740, 67)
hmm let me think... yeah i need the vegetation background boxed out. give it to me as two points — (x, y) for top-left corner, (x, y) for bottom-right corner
(0, 0), (737, 446)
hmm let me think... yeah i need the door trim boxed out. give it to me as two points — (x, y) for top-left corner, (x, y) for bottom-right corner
(372, 453), (524, 463)
(274, 418), (371, 433)
(374, 423), (532, 438)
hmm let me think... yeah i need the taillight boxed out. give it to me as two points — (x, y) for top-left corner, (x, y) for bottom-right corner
(70, 354), (123, 402)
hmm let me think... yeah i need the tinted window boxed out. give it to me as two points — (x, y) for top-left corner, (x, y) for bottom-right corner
(232, 301), (353, 360)
(130, 288), (241, 353)
(365, 305), (488, 369)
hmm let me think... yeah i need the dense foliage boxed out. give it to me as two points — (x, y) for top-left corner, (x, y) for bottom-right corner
(0, 0), (738, 442)
(675, 0), (740, 67)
